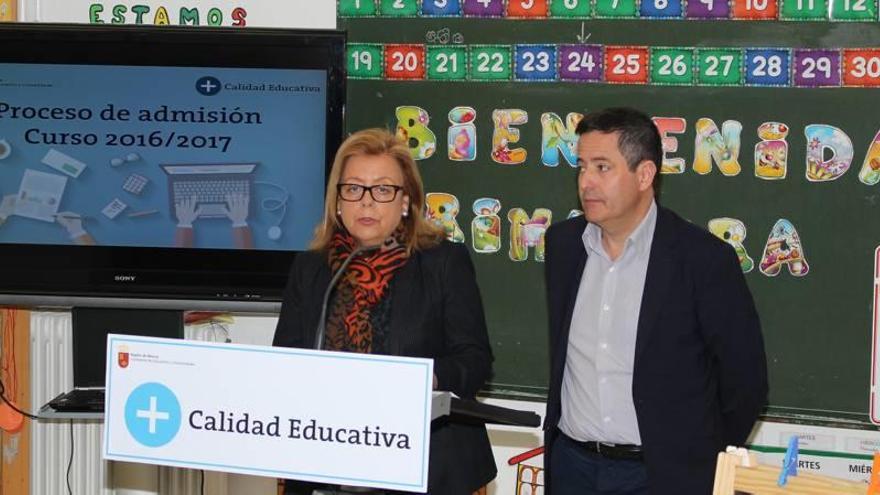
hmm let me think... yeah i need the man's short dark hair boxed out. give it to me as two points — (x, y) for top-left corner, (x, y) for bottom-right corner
(575, 107), (663, 173)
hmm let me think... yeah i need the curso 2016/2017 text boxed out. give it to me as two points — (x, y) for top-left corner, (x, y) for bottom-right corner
(24, 129), (233, 153)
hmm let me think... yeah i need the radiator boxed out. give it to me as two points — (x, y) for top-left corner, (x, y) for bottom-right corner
(29, 311), (112, 495)
(28, 311), (235, 495)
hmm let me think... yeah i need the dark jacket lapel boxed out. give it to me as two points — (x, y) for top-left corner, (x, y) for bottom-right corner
(558, 243), (587, 353)
(549, 217), (588, 391)
(309, 258), (333, 350)
(635, 206), (679, 363)
(388, 253), (418, 356)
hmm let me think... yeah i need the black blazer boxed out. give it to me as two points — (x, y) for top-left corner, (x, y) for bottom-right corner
(544, 207), (768, 495)
(274, 240), (497, 495)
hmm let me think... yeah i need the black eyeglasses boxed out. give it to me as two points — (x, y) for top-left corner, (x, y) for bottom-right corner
(337, 183), (404, 203)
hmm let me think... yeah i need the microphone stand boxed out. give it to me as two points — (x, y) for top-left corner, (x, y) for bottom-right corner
(313, 244), (375, 350)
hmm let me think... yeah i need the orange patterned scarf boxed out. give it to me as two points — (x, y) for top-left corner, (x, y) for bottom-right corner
(324, 229), (408, 353)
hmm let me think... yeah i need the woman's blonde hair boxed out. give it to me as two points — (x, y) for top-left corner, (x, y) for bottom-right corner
(310, 128), (444, 254)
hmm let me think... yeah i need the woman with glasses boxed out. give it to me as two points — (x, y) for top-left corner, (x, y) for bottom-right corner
(273, 128), (497, 495)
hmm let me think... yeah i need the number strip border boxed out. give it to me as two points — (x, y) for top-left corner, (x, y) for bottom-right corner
(349, 42), (880, 88)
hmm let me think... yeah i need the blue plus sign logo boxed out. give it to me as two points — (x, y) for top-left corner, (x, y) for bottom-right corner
(195, 76), (221, 96)
(124, 382), (182, 448)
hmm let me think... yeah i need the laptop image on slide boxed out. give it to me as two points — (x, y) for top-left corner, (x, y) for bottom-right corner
(161, 162), (258, 218)
(45, 308), (184, 414)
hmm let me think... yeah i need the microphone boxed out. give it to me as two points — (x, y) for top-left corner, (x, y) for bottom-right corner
(313, 244), (378, 350)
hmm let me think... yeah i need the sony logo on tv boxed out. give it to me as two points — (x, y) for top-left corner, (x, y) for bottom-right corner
(114, 275), (137, 282)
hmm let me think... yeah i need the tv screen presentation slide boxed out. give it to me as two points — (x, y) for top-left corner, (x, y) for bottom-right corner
(0, 63), (327, 251)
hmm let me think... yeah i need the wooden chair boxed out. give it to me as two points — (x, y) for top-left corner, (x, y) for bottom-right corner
(712, 448), (866, 495)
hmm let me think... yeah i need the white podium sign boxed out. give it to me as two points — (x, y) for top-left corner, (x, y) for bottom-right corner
(103, 335), (433, 493)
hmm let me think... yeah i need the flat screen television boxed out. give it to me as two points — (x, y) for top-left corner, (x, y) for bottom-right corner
(0, 23), (345, 311)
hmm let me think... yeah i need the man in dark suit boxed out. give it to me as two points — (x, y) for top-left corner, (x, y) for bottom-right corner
(543, 107), (768, 494)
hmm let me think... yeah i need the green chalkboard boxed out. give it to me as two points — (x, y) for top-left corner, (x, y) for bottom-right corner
(341, 15), (880, 423)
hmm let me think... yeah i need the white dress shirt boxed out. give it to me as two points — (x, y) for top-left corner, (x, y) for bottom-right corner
(559, 201), (657, 445)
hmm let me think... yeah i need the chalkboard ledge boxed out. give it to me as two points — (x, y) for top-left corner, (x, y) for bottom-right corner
(761, 407), (879, 431)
